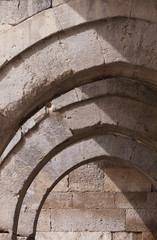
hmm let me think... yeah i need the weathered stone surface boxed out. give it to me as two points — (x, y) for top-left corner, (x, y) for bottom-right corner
(60, 27), (104, 72)
(0, 0), (51, 24)
(0, 235), (12, 240)
(36, 232), (112, 240)
(61, 101), (101, 131)
(69, 163), (104, 192)
(43, 192), (73, 209)
(126, 209), (157, 232)
(36, 209), (51, 232)
(72, 192), (115, 209)
(142, 232), (157, 240)
(0, 1), (157, 238)
(51, 209), (126, 231)
(113, 232), (142, 240)
(147, 193), (157, 209)
(52, 175), (69, 192)
(115, 192), (147, 209)
(104, 168), (151, 192)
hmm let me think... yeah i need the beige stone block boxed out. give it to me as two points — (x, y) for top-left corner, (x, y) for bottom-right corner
(62, 101), (101, 131)
(36, 232), (112, 240)
(60, 27), (104, 73)
(115, 192), (147, 209)
(147, 193), (157, 209)
(0, 8), (62, 68)
(0, 0), (51, 24)
(104, 168), (151, 192)
(52, 175), (69, 192)
(43, 192), (73, 209)
(73, 192), (115, 209)
(126, 209), (157, 232)
(37, 209), (51, 232)
(131, 0), (157, 23)
(69, 162), (104, 192)
(113, 232), (142, 240)
(0, 235), (12, 240)
(51, 209), (126, 232)
(142, 232), (157, 240)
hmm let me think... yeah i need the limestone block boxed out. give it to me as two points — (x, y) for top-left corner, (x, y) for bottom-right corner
(0, 235), (12, 240)
(72, 192), (115, 209)
(43, 192), (73, 209)
(104, 168), (151, 192)
(96, 19), (141, 65)
(126, 209), (157, 232)
(0, 0), (51, 24)
(52, 175), (69, 192)
(60, 27), (104, 72)
(131, 0), (157, 23)
(69, 163), (104, 192)
(0, 129), (22, 161)
(36, 232), (112, 240)
(0, 24), (12, 36)
(53, 0), (108, 29)
(142, 232), (157, 240)
(113, 232), (142, 240)
(147, 193), (157, 209)
(51, 209), (126, 231)
(115, 192), (147, 209)
(52, 0), (71, 7)
(37, 209), (51, 232)
(62, 101), (101, 131)
(0, 9), (62, 68)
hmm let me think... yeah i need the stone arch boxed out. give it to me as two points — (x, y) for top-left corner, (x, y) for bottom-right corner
(17, 133), (157, 238)
(0, 1), (157, 239)
(0, 16), (157, 156)
(0, 84), (157, 238)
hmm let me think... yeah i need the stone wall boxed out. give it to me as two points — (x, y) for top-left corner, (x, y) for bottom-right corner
(0, 1), (157, 239)
(36, 160), (157, 240)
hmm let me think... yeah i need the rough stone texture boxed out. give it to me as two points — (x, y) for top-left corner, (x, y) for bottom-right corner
(115, 192), (147, 209)
(142, 232), (157, 240)
(0, 235), (12, 240)
(113, 232), (142, 240)
(72, 192), (115, 209)
(36, 232), (112, 240)
(0, 0), (51, 25)
(147, 193), (157, 209)
(104, 168), (151, 192)
(52, 175), (69, 192)
(126, 209), (157, 232)
(36, 161), (157, 239)
(0, 1), (157, 239)
(36, 209), (51, 232)
(43, 192), (73, 209)
(51, 209), (126, 232)
(69, 163), (104, 192)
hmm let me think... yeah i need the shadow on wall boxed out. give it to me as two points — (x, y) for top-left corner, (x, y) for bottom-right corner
(58, 0), (157, 70)
(36, 158), (157, 238)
